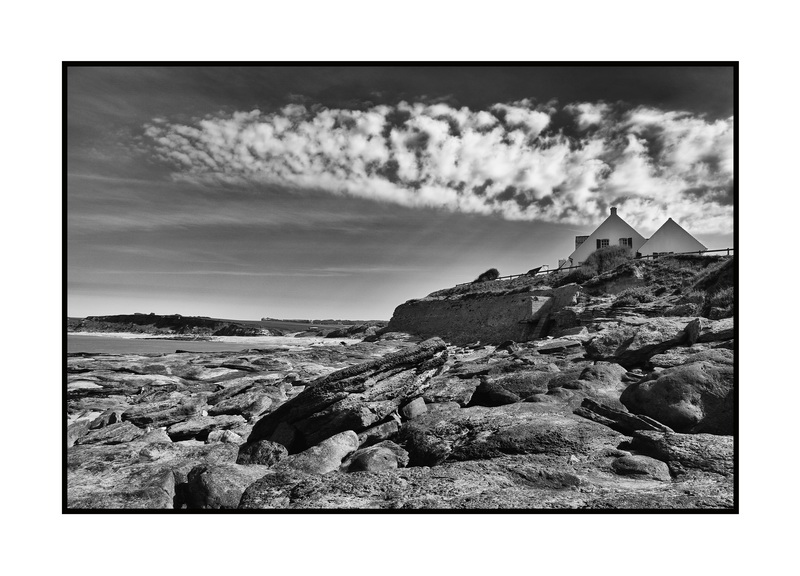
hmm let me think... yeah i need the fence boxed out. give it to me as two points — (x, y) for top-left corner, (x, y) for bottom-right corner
(455, 247), (734, 287)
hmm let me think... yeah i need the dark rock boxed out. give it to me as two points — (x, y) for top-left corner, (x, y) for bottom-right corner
(274, 430), (360, 475)
(208, 387), (284, 420)
(648, 347), (733, 369)
(574, 398), (673, 436)
(470, 370), (559, 407)
(357, 418), (401, 447)
(236, 440), (289, 466)
(166, 415), (247, 441)
(248, 338), (448, 451)
(586, 317), (734, 368)
(631, 430), (734, 476)
(239, 451), (731, 510)
(185, 464), (270, 509)
(67, 419), (91, 448)
(422, 375), (479, 406)
(89, 409), (124, 429)
(536, 339), (583, 354)
(398, 403), (626, 467)
(139, 428), (172, 443)
(122, 397), (204, 428)
(611, 455), (672, 481)
(401, 397), (428, 420)
(620, 360), (733, 434)
(340, 441), (409, 472)
(76, 421), (145, 445)
(67, 441), (238, 509)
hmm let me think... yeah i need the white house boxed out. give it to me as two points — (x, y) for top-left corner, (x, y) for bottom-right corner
(559, 207), (647, 268)
(557, 207), (708, 268)
(638, 217), (707, 257)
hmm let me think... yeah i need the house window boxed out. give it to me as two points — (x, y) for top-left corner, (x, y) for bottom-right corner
(597, 239), (609, 249)
(619, 237), (633, 247)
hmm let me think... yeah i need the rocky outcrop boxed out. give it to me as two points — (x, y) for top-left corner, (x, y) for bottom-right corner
(185, 463), (271, 509)
(247, 338), (448, 451)
(398, 403), (626, 467)
(631, 430), (734, 476)
(166, 415), (247, 441)
(273, 431), (360, 475)
(585, 317), (734, 368)
(67, 441), (239, 509)
(340, 441), (409, 472)
(620, 360), (733, 434)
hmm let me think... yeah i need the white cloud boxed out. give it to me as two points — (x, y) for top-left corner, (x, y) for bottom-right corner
(144, 100), (734, 234)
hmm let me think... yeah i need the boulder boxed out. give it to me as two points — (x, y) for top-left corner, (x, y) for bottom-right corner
(340, 441), (409, 473)
(89, 409), (124, 430)
(206, 429), (244, 444)
(631, 430), (734, 476)
(139, 427), (172, 443)
(67, 441), (238, 509)
(236, 440), (289, 466)
(398, 403), (626, 467)
(76, 421), (145, 445)
(648, 347), (733, 369)
(122, 397), (204, 428)
(275, 430), (360, 475)
(208, 386), (286, 420)
(620, 360), (733, 434)
(611, 455), (671, 481)
(185, 464), (270, 509)
(166, 415), (247, 441)
(357, 419), (400, 447)
(67, 419), (91, 448)
(247, 338), (448, 451)
(469, 370), (559, 407)
(401, 397), (428, 420)
(422, 375), (479, 406)
(586, 317), (734, 368)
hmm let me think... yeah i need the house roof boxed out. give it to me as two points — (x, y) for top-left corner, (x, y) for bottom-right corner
(638, 218), (707, 254)
(566, 211), (646, 262)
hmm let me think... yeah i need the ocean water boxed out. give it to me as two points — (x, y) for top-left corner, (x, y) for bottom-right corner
(67, 332), (360, 355)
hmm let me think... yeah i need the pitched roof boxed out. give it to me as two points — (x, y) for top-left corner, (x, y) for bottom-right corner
(566, 211), (646, 263)
(638, 218), (706, 254)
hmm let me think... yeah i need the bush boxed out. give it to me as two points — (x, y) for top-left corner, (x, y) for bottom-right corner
(707, 286), (734, 309)
(551, 268), (594, 288)
(581, 245), (633, 276)
(473, 268), (500, 283)
(612, 287), (655, 308)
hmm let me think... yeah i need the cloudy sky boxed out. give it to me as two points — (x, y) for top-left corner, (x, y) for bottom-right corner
(68, 66), (734, 321)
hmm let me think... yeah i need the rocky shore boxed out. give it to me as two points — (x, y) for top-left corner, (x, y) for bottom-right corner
(66, 256), (735, 510)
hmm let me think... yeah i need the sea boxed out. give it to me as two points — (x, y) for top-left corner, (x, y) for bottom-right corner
(67, 332), (361, 355)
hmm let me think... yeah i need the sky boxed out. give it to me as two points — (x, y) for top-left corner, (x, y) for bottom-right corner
(67, 65), (735, 321)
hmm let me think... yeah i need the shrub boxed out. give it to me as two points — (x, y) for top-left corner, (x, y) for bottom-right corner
(581, 245), (633, 276)
(551, 268), (594, 288)
(707, 286), (734, 309)
(473, 268), (500, 283)
(612, 287), (655, 308)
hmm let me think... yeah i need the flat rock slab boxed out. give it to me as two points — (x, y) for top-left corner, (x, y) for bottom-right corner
(67, 441), (238, 509)
(239, 452), (733, 510)
(167, 415), (247, 441)
(399, 402), (627, 467)
(76, 421), (145, 445)
(631, 430), (734, 477)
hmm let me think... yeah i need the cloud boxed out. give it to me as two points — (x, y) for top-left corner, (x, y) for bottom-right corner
(143, 100), (734, 234)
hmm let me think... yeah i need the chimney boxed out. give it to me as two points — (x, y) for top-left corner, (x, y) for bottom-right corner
(610, 207), (617, 216)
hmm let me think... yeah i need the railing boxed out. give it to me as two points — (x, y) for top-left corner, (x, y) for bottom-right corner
(455, 248), (734, 287)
